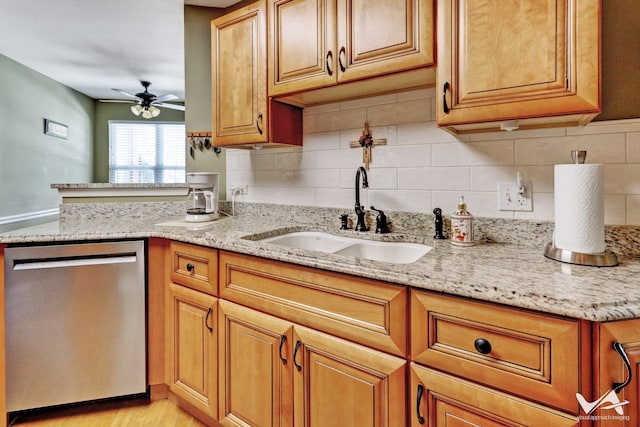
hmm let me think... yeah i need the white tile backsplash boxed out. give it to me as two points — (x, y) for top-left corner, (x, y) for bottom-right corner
(628, 195), (640, 224)
(628, 132), (640, 162)
(432, 139), (514, 166)
(227, 89), (640, 225)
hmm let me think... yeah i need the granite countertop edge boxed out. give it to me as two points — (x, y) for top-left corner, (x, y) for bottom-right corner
(2, 214), (639, 323)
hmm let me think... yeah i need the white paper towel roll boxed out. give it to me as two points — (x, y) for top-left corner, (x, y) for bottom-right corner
(554, 164), (605, 254)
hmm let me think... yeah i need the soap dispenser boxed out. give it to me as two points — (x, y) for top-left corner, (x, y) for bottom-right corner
(451, 196), (474, 246)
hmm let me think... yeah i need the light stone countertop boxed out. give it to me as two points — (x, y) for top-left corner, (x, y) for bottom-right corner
(2, 203), (639, 323)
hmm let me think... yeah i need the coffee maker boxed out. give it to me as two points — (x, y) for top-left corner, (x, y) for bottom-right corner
(185, 172), (220, 222)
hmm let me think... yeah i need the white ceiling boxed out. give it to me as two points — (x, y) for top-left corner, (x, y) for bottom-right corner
(0, 0), (238, 102)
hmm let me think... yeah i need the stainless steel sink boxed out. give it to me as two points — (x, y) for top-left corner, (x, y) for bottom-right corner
(259, 231), (432, 264)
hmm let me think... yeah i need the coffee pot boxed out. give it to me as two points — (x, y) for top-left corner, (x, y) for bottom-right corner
(185, 172), (219, 222)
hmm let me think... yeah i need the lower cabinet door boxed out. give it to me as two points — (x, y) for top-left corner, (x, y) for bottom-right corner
(410, 363), (578, 427)
(166, 283), (218, 420)
(596, 319), (640, 427)
(218, 300), (294, 427)
(293, 325), (407, 427)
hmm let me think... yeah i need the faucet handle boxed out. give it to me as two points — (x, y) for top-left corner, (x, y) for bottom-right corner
(340, 214), (350, 230)
(370, 206), (390, 234)
(433, 207), (447, 239)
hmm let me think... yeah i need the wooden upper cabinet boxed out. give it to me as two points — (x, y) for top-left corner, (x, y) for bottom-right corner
(437, 0), (601, 134)
(336, 0), (434, 83)
(213, 3), (266, 145)
(269, 0), (336, 95)
(269, 0), (434, 101)
(212, 1), (302, 148)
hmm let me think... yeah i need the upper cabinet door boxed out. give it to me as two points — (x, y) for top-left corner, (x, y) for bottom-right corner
(437, 0), (601, 133)
(212, 2), (268, 145)
(269, 0), (337, 96)
(269, 0), (434, 97)
(336, 0), (434, 83)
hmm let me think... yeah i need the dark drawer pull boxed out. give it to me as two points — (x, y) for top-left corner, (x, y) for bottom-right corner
(416, 383), (425, 424)
(613, 341), (632, 393)
(186, 263), (195, 273)
(474, 338), (492, 354)
(279, 335), (287, 365)
(205, 307), (213, 332)
(293, 340), (302, 371)
(256, 113), (263, 135)
(443, 82), (450, 114)
(338, 46), (346, 72)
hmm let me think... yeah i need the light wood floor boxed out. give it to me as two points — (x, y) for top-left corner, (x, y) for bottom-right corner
(8, 398), (207, 427)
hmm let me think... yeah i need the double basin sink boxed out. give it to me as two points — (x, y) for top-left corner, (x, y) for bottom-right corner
(257, 231), (433, 264)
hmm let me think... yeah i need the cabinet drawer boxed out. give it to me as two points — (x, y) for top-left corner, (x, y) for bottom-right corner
(411, 290), (583, 414)
(169, 242), (218, 295)
(219, 251), (407, 357)
(410, 364), (578, 427)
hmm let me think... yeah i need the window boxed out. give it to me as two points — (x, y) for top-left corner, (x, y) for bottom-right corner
(109, 121), (186, 183)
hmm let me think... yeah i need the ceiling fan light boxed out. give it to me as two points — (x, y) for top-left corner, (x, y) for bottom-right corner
(149, 106), (160, 117)
(141, 109), (153, 119)
(130, 104), (142, 116)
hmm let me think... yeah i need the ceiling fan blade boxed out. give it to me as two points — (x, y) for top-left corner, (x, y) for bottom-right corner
(112, 88), (139, 99)
(98, 99), (136, 104)
(156, 93), (179, 102)
(155, 102), (185, 111)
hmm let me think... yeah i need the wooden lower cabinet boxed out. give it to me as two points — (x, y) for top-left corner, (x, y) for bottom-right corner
(410, 364), (579, 427)
(410, 290), (584, 413)
(166, 282), (218, 422)
(218, 300), (406, 427)
(293, 325), (406, 427)
(157, 245), (640, 427)
(218, 300), (293, 427)
(594, 319), (640, 426)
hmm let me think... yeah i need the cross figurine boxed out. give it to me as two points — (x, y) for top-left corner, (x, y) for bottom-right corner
(349, 122), (387, 170)
(359, 123), (374, 170)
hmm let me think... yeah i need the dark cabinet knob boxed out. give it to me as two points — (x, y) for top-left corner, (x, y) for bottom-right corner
(474, 338), (492, 354)
(186, 263), (195, 273)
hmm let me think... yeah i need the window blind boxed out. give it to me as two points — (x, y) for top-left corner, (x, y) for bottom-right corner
(109, 122), (186, 183)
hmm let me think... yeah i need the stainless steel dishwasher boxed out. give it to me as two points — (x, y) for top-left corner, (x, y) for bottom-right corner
(4, 240), (147, 412)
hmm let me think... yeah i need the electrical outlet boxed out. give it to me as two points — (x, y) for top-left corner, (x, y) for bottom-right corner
(498, 182), (533, 211)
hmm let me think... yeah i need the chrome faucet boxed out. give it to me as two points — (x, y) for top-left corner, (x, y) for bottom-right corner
(354, 166), (369, 231)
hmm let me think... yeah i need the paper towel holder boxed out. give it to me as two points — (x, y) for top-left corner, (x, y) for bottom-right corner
(544, 243), (618, 267)
(571, 150), (587, 164)
(545, 150), (618, 266)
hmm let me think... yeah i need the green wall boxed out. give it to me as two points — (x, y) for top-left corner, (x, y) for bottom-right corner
(0, 54), (95, 218)
(184, 5), (227, 199)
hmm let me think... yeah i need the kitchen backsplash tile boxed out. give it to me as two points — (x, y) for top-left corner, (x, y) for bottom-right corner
(515, 134), (627, 164)
(629, 196), (640, 224)
(627, 132), (640, 162)
(228, 88), (640, 225)
(432, 139), (514, 166)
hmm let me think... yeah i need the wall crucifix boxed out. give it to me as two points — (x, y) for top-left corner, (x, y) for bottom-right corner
(349, 122), (387, 170)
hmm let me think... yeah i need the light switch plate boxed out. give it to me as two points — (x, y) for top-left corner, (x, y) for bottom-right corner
(498, 182), (533, 211)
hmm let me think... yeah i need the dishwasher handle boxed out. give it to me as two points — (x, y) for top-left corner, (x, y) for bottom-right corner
(12, 254), (138, 271)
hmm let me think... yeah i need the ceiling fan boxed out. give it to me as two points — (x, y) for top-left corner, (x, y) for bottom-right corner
(99, 81), (185, 118)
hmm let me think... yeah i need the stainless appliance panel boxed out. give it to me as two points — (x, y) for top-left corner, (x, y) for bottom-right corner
(5, 241), (146, 412)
